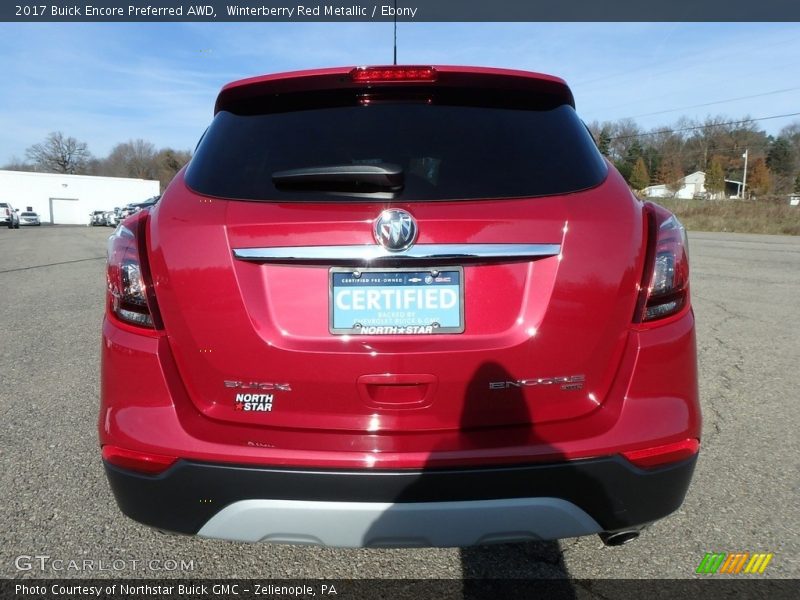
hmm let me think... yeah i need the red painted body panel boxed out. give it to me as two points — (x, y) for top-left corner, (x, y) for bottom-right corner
(143, 168), (646, 433)
(99, 308), (699, 469)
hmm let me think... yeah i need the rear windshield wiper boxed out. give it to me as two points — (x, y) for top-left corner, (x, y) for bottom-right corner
(272, 164), (404, 193)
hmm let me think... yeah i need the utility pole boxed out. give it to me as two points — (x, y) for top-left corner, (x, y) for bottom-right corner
(741, 149), (749, 199)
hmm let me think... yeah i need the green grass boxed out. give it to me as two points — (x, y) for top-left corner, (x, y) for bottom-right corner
(651, 197), (800, 236)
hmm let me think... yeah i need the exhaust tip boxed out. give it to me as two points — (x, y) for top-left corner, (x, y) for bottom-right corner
(599, 530), (640, 547)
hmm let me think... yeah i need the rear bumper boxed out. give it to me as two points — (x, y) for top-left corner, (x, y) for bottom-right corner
(104, 454), (696, 546)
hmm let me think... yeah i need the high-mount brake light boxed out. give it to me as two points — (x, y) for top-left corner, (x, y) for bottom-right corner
(106, 210), (161, 329)
(635, 203), (690, 323)
(350, 66), (438, 83)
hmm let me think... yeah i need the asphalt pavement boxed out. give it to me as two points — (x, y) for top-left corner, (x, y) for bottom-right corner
(0, 225), (797, 582)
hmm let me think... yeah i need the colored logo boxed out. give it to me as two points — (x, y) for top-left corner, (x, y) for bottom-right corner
(374, 209), (417, 252)
(696, 552), (773, 574)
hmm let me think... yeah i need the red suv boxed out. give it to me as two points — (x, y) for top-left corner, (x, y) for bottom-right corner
(100, 66), (700, 548)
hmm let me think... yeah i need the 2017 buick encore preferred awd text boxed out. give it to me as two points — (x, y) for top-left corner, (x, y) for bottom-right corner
(100, 66), (700, 548)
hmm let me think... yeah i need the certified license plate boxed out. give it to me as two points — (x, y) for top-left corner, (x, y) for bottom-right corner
(329, 267), (464, 335)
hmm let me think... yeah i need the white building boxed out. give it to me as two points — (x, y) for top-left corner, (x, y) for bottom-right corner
(0, 170), (159, 225)
(643, 171), (708, 200)
(642, 170), (744, 200)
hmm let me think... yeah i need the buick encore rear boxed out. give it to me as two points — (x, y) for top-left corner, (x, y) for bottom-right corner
(100, 66), (700, 548)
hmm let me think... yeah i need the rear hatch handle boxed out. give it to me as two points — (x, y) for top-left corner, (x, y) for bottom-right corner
(272, 164), (404, 193)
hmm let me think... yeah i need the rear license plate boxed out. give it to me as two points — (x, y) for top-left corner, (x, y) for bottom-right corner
(329, 267), (464, 335)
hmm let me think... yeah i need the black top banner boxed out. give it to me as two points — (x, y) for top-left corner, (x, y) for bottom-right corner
(3, 0), (800, 22)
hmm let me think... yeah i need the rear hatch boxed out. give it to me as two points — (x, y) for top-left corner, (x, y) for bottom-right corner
(148, 67), (646, 437)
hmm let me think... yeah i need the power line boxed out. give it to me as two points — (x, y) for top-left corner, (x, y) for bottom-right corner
(607, 112), (800, 141)
(613, 141), (772, 158)
(625, 87), (800, 119)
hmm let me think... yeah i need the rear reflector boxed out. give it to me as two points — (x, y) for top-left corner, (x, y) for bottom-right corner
(102, 445), (177, 475)
(350, 66), (438, 83)
(622, 438), (700, 469)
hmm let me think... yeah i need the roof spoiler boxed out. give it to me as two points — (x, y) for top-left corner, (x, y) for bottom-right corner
(214, 65), (575, 114)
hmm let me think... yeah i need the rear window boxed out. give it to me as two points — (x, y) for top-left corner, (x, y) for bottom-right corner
(186, 100), (607, 202)
(21, 212), (36, 216)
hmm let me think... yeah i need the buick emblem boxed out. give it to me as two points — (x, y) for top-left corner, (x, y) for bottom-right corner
(374, 209), (418, 252)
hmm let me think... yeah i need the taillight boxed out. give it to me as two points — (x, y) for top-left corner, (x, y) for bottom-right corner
(102, 445), (177, 475)
(350, 66), (438, 83)
(106, 210), (161, 329)
(635, 203), (690, 323)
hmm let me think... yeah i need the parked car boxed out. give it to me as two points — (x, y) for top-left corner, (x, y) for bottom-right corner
(2, 202), (20, 229)
(19, 211), (41, 226)
(109, 208), (123, 227)
(137, 195), (161, 209)
(123, 196), (161, 219)
(100, 66), (700, 548)
(90, 211), (107, 226)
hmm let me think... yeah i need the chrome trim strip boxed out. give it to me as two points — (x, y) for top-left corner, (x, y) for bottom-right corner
(232, 244), (561, 265)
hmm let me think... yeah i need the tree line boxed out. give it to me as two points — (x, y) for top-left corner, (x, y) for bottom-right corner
(3, 132), (192, 192)
(7, 118), (800, 198)
(587, 116), (800, 197)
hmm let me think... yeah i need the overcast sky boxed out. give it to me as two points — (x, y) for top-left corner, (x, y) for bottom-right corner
(1, 22), (799, 163)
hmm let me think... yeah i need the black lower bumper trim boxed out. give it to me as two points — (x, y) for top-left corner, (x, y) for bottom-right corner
(104, 454), (697, 536)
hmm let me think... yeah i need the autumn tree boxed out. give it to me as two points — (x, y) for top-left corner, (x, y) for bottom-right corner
(104, 139), (158, 180)
(597, 127), (611, 156)
(604, 118), (642, 167)
(1, 157), (36, 172)
(657, 155), (684, 195)
(779, 124), (800, 180)
(684, 116), (729, 171)
(765, 136), (796, 193)
(766, 137), (794, 177)
(629, 157), (650, 191)
(25, 132), (91, 174)
(90, 142), (191, 190)
(705, 156), (725, 198)
(747, 158), (771, 198)
(155, 148), (192, 190)
(616, 139), (645, 182)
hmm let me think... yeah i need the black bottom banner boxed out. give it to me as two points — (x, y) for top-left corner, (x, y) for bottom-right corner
(2, 579), (799, 600)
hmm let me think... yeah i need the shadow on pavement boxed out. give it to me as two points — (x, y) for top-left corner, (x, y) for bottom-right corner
(362, 361), (611, 597)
